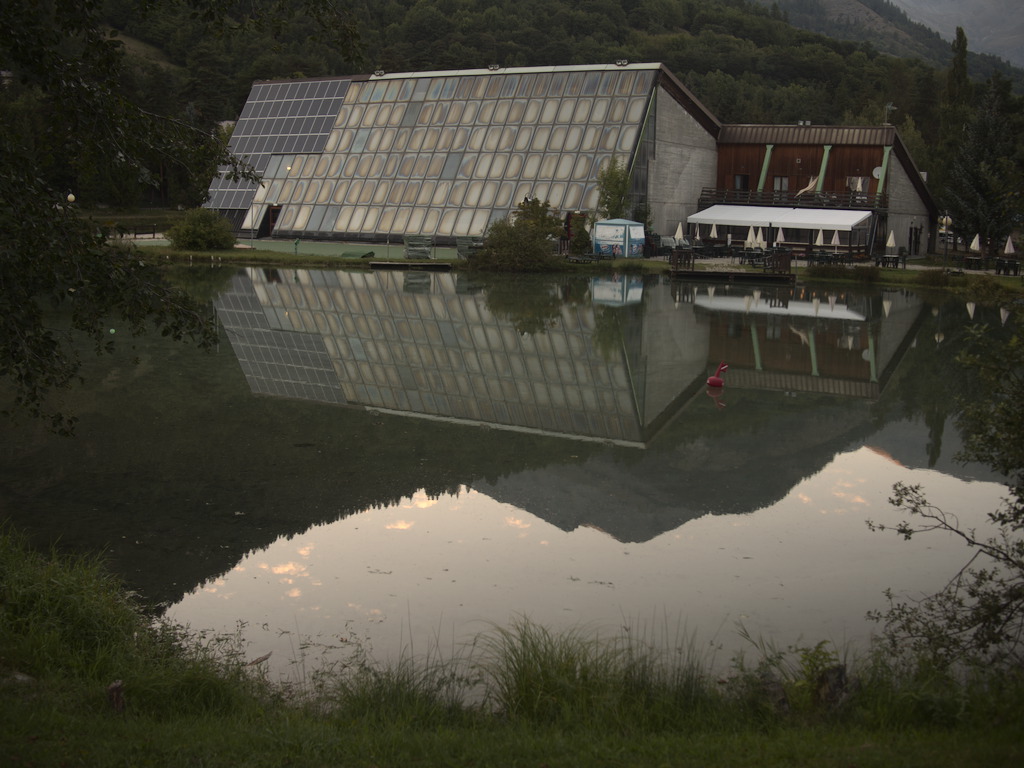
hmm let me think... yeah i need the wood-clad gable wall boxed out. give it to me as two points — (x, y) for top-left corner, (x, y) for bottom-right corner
(717, 144), (885, 196)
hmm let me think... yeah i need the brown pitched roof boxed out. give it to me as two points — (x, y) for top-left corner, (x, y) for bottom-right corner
(718, 124), (896, 146)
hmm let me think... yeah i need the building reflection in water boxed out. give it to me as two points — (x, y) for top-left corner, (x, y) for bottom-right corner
(214, 268), (925, 447)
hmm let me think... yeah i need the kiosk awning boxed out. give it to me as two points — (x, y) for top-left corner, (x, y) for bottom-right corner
(688, 205), (872, 232)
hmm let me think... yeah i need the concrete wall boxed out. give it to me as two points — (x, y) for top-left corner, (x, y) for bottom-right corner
(885, 160), (930, 254)
(647, 89), (719, 238)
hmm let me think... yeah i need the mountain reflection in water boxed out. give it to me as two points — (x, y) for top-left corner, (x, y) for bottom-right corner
(0, 268), (1011, 676)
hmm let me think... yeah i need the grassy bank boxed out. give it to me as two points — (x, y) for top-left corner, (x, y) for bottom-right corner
(2, 529), (1022, 767)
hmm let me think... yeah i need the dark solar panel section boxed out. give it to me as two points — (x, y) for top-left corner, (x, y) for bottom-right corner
(214, 272), (346, 405)
(206, 79), (350, 213)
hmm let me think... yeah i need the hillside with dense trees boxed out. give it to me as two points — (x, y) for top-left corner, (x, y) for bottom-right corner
(6, 0), (1022, 231)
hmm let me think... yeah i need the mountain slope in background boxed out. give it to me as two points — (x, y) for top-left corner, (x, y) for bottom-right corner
(887, 0), (1024, 68)
(758, 0), (1024, 80)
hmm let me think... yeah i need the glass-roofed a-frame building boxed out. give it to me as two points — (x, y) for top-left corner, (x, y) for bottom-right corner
(206, 63), (721, 245)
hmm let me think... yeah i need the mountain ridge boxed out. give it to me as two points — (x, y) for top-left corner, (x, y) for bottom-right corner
(757, 0), (1024, 76)
(886, 0), (1024, 68)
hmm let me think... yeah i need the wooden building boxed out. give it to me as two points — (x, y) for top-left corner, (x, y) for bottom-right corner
(690, 125), (937, 257)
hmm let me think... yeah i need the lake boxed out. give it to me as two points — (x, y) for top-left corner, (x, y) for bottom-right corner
(0, 267), (1013, 679)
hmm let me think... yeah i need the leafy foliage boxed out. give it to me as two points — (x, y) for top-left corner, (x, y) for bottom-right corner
(167, 207), (237, 250)
(942, 76), (1024, 256)
(469, 197), (565, 272)
(0, 0), (357, 430)
(0, 163), (218, 433)
(869, 326), (1024, 668)
(596, 157), (632, 221)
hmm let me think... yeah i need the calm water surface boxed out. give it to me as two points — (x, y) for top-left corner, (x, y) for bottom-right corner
(0, 268), (1013, 678)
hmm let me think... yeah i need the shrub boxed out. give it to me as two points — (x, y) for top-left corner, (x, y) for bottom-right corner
(468, 198), (565, 272)
(914, 268), (952, 288)
(570, 224), (592, 256)
(166, 207), (236, 250)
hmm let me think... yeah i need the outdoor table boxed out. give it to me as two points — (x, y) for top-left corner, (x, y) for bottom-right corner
(996, 257), (1021, 276)
(964, 255), (984, 270)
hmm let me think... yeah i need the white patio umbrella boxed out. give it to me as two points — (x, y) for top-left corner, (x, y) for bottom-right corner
(1005, 236), (1015, 255)
(815, 230), (824, 247)
(774, 227), (786, 245)
(674, 222), (684, 240)
(755, 228), (766, 249)
(746, 226), (756, 248)
(970, 234), (981, 253)
(709, 223), (718, 239)
(831, 230), (841, 249)
(886, 230), (896, 251)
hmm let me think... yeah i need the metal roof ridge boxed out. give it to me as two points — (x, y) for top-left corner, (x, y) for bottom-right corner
(364, 62), (663, 80)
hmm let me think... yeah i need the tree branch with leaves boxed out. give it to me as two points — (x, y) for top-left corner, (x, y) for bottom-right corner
(868, 326), (1024, 668)
(0, 0), (360, 432)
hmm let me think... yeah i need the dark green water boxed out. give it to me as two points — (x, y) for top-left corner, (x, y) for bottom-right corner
(1, 268), (1012, 673)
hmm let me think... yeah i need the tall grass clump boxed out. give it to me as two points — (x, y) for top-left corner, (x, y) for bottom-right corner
(318, 647), (477, 728)
(0, 527), (266, 717)
(475, 616), (722, 732)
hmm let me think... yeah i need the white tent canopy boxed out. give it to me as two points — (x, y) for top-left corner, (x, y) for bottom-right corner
(687, 205), (872, 232)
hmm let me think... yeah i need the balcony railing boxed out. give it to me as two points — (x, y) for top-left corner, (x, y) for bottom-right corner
(698, 188), (887, 211)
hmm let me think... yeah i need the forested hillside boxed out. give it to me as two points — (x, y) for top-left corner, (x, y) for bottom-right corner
(754, 0), (1022, 79)
(6, 0), (1020, 225)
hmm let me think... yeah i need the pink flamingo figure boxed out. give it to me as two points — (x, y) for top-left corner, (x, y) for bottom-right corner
(707, 361), (728, 388)
(705, 385), (726, 409)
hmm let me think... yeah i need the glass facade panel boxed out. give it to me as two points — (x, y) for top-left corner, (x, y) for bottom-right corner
(388, 181), (406, 205)
(609, 98), (627, 122)
(488, 155), (507, 178)
(495, 181), (515, 207)
(572, 155), (592, 180)
(505, 154), (524, 177)
(448, 181), (467, 206)
(349, 207), (366, 231)
(564, 125), (583, 152)
(556, 100), (576, 123)
(454, 208), (475, 235)
(548, 126), (567, 152)
(626, 98), (646, 122)
(345, 179), (364, 204)
(531, 126), (550, 151)
(392, 207), (411, 231)
(492, 101), (510, 124)
(362, 207), (381, 231)
(213, 66), (660, 241)
(540, 99), (559, 123)
(465, 180), (483, 206)
(416, 181), (435, 205)
(431, 181), (451, 206)
(468, 127), (486, 151)
(618, 126), (638, 152)
(359, 180), (377, 204)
